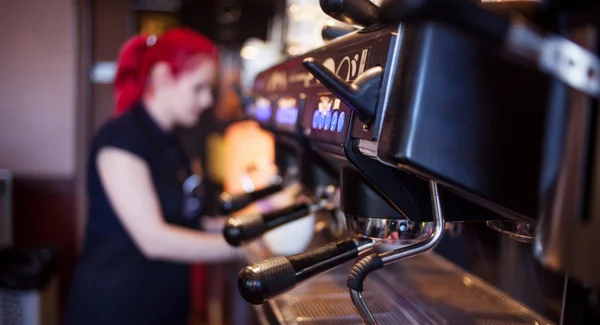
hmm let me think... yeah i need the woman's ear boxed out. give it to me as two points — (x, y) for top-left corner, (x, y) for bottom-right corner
(149, 62), (174, 89)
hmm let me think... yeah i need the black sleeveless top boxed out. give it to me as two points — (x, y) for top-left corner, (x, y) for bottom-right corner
(65, 103), (203, 325)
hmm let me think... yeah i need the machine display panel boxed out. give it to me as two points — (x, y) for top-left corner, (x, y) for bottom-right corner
(252, 25), (396, 152)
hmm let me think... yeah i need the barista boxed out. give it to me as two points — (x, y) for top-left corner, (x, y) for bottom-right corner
(65, 28), (240, 325)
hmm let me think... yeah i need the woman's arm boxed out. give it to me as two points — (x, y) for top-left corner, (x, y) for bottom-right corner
(97, 147), (240, 263)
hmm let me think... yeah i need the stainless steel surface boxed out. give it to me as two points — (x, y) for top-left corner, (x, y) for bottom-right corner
(345, 217), (434, 242)
(357, 140), (378, 158)
(539, 35), (600, 98)
(506, 21), (600, 98)
(350, 290), (376, 325)
(353, 237), (377, 254)
(486, 220), (535, 243)
(534, 25), (600, 286)
(252, 253), (554, 325)
(379, 181), (445, 265)
(243, 189), (553, 325)
(348, 181), (446, 324)
(374, 24), (404, 170)
(328, 209), (347, 239)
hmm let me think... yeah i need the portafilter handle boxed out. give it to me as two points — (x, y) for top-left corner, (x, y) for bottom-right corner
(218, 183), (284, 215)
(223, 201), (323, 247)
(238, 237), (374, 305)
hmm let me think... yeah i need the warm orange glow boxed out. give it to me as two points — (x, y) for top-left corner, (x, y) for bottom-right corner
(137, 11), (179, 36)
(223, 121), (275, 195)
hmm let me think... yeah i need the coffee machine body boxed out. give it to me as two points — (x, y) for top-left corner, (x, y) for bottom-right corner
(235, 0), (600, 323)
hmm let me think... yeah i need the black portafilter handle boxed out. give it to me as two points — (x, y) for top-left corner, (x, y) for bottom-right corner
(379, 0), (511, 46)
(223, 202), (312, 247)
(320, 0), (381, 27)
(218, 183), (284, 215)
(238, 237), (371, 305)
(322, 24), (360, 41)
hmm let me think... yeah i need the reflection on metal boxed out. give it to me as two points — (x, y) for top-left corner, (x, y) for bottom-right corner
(243, 222), (554, 325)
(487, 220), (535, 243)
(346, 216), (434, 242)
(328, 209), (347, 239)
(349, 181), (446, 325)
(446, 222), (463, 238)
(534, 26), (600, 286)
(250, 253), (554, 325)
(350, 290), (376, 324)
(506, 21), (600, 98)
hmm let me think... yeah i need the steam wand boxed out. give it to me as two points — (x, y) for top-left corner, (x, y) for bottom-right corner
(346, 181), (446, 324)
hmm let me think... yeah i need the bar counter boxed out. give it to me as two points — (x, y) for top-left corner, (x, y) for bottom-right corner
(242, 227), (554, 325)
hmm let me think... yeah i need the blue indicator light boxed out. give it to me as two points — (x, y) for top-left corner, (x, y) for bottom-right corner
(318, 111), (326, 129)
(337, 111), (345, 132)
(324, 110), (332, 130)
(312, 110), (320, 129)
(331, 111), (338, 131)
(276, 107), (298, 125)
(255, 104), (272, 122)
(289, 108), (298, 125)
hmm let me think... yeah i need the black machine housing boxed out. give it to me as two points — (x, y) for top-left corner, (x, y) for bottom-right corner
(251, 16), (552, 223)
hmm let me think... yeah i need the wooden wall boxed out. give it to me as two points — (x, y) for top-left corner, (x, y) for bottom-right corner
(12, 178), (77, 305)
(0, 0), (81, 310)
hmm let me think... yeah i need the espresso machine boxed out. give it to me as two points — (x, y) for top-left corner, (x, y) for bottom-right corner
(221, 83), (346, 249)
(233, 0), (600, 324)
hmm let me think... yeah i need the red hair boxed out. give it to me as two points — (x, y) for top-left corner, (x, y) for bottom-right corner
(113, 28), (219, 115)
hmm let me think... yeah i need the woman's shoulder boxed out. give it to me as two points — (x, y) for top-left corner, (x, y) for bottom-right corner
(91, 109), (150, 159)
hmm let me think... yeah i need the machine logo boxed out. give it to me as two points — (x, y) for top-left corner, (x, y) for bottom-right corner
(322, 48), (369, 82)
(265, 47), (370, 91)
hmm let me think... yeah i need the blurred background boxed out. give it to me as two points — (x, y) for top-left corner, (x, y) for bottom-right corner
(0, 1), (571, 325)
(0, 0), (346, 323)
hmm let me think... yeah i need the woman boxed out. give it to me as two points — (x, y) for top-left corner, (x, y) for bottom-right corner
(65, 28), (240, 325)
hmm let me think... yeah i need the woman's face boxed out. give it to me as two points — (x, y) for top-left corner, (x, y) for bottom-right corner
(156, 57), (218, 127)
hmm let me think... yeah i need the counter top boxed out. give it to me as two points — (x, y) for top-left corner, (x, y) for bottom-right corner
(242, 232), (554, 325)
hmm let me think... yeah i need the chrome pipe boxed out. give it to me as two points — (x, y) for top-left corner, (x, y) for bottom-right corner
(380, 181), (445, 265)
(349, 181), (446, 325)
(350, 290), (377, 325)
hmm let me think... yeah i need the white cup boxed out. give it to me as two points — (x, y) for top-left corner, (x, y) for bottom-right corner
(262, 214), (315, 256)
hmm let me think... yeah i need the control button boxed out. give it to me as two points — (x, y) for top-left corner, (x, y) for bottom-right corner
(319, 111), (326, 129)
(331, 111), (339, 131)
(337, 111), (345, 132)
(312, 110), (320, 129)
(324, 110), (332, 130)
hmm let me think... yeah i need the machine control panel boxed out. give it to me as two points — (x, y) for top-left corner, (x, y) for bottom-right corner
(273, 96), (303, 134)
(245, 97), (273, 128)
(311, 97), (345, 133)
(251, 25), (397, 151)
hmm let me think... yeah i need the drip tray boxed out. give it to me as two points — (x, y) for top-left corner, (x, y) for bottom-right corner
(248, 249), (554, 325)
